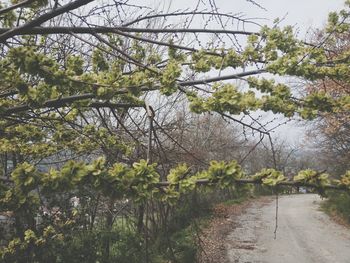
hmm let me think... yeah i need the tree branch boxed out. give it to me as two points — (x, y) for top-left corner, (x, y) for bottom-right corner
(122, 11), (261, 27)
(0, 26), (257, 36)
(0, 0), (95, 43)
(1, 69), (265, 115)
(0, 0), (34, 16)
(1, 93), (143, 116)
(179, 69), (265, 86)
(0, 175), (346, 192)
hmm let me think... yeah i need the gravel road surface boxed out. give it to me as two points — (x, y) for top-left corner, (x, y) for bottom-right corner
(226, 194), (350, 263)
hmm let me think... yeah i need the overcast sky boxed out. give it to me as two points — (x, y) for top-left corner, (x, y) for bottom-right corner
(165, 0), (346, 33)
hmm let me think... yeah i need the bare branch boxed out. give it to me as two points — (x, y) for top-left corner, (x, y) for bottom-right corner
(0, 26), (258, 36)
(0, 0), (95, 43)
(0, 0), (35, 16)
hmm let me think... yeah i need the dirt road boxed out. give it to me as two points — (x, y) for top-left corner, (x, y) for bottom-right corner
(226, 194), (350, 263)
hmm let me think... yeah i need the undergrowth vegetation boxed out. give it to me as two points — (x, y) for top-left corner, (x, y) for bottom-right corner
(322, 191), (350, 224)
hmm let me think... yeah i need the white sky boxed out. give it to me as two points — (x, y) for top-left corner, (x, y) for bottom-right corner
(166, 0), (345, 32)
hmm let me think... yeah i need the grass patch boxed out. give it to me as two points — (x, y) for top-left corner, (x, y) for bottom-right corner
(321, 191), (350, 225)
(222, 196), (248, 206)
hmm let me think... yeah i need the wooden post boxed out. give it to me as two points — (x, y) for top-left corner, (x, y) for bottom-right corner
(142, 103), (155, 263)
(145, 102), (155, 163)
